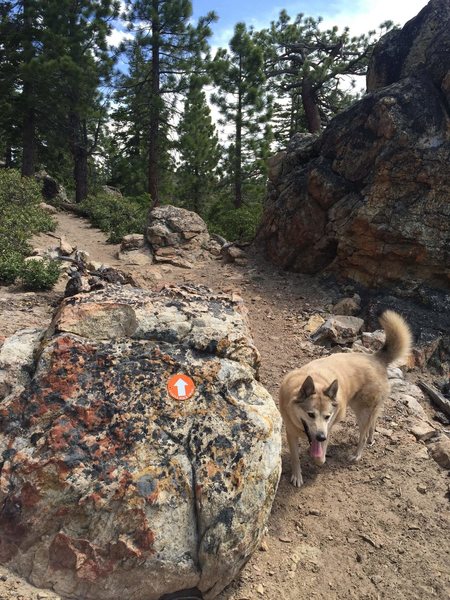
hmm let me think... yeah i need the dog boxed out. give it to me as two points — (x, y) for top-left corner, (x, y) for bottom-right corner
(279, 310), (412, 487)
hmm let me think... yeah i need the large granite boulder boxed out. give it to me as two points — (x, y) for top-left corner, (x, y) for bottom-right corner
(257, 0), (450, 289)
(146, 205), (219, 268)
(0, 285), (281, 600)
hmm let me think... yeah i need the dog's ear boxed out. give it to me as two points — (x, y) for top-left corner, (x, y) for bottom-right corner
(325, 379), (339, 404)
(296, 376), (315, 402)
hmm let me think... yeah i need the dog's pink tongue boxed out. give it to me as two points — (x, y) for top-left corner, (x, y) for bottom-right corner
(310, 440), (324, 458)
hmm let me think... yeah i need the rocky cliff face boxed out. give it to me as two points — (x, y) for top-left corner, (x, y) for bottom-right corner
(257, 0), (450, 289)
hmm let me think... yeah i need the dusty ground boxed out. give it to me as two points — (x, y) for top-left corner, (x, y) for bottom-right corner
(0, 211), (449, 600)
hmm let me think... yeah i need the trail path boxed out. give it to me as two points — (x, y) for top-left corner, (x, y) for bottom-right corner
(0, 211), (449, 600)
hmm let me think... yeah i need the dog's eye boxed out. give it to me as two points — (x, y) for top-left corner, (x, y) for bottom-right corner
(324, 415), (331, 420)
(308, 412), (315, 419)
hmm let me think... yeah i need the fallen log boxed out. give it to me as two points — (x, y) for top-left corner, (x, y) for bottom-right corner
(418, 380), (450, 418)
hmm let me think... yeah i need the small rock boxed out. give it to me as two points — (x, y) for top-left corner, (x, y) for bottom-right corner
(311, 316), (364, 345)
(39, 201), (58, 214)
(37, 594), (49, 599)
(256, 584), (264, 595)
(387, 366), (404, 380)
(259, 539), (268, 551)
(417, 484), (427, 494)
(371, 575), (382, 585)
(59, 237), (74, 256)
(402, 394), (427, 419)
(362, 329), (385, 351)
(427, 437), (450, 469)
(120, 233), (145, 252)
(376, 426), (393, 438)
(304, 314), (326, 333)
(332, 295), (361, 316)
(279, 536), (293, 543)
(308, 508), (321, 516)
(413, 446), (430, 460)
(24, 255), (45, 263)
(409, 421), (436, 441)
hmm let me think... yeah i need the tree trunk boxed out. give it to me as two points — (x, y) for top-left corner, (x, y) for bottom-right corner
(70, 113), (89, 203)
(234, 58), (243, 209)
(5, 145), (13, 168)
(148, 0), (160, 209)
(21, 0), (36, 176)
(21, 101), (35, 176)
(302, 77), (321, 134)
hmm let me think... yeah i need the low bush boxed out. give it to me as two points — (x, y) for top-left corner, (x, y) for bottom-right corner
(0, 169), (56, 287)
(80, 192), (148, 243)
(206, 199), (263, 243)
(21, 258), (60, 291)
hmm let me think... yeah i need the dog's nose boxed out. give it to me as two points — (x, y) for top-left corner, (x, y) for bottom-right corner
(316, 432), (326, 442)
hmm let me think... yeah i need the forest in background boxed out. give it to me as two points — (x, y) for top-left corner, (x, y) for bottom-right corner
(0, 0), (393, 241)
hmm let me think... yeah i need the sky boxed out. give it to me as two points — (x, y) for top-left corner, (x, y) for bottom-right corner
(192, 0), (430, 48)
(109, 0), (430, 49)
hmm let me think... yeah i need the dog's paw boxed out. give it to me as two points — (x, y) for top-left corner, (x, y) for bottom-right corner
(290, 472), (304, 487)
(349, 453), (362, 462)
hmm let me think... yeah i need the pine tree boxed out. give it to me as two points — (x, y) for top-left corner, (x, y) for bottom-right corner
(176, 78), (219, 215)
(264, 11), (393, 135)
(0, 0), (45, 175)
(38, 0), (119, 202)
(124, 0), (216, 208)
(211, 23), (272, 209)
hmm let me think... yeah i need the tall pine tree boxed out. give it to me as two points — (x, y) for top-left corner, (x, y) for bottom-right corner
(124, 0), (216, 208)
(264, 11), (393, 135)
(176, 77), (219, 215)
(211, 23), (272, 209)
(39, 0), (119, 202)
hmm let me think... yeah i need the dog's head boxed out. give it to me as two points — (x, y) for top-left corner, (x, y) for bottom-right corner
(290, 375), (338, 465)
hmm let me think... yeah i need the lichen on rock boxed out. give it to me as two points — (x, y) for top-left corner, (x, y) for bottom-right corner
(0, 284), (281, 600)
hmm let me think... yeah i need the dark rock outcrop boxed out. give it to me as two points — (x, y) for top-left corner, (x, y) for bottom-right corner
(0, 285), (281, 600)
(257, 0), (450, 289)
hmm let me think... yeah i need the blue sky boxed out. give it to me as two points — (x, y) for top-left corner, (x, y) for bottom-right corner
(191, 0), (429, 48)
(110, 0), (429, 48)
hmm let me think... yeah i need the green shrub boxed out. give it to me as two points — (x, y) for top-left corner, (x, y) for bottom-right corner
(0, 169), (56, 285)
(20, 258), (60, 291)
(206, 199), (263, 243)
(80, 192), (148, 243)
(0, 250), (25, 285)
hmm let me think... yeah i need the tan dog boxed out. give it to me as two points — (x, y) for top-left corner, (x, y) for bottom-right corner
(279, 310), (412, 487)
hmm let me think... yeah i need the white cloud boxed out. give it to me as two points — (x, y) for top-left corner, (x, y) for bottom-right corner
(320, 0), (429, 35)
(108, 28), (134, 47)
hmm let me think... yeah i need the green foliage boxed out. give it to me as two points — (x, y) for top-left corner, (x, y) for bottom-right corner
(122, 0), (217, 206)
(211, 23), (273, 208)
(206, 197), (263, 243)
(0, 251), (25, 285)
(176, 78), (220, 216)
(80, 191), (148, 243)
(0, 169), (56, 286)
(21, 258), (60, 291)
(263, 11), (394, 140)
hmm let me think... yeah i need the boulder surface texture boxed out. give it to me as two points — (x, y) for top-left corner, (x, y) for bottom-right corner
(0, 284), (281, 600)
(257, 0), (450, 289)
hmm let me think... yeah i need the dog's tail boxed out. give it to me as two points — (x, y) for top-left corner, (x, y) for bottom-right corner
(375, 310), (412, 366)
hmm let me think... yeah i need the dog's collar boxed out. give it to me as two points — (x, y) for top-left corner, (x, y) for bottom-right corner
(301, 419), (311, 443)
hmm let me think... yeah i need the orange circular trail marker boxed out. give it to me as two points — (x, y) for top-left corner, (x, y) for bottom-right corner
(167, 373), (196, 401)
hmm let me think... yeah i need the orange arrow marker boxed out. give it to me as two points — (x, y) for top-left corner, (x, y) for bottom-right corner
(167, 373), (196, 401)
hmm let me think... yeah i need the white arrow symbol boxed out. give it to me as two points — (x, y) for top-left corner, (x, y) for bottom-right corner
(174, 378), (188, 397)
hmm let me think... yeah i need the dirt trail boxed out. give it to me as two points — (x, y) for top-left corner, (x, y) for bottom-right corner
(0, 211), (449, 600)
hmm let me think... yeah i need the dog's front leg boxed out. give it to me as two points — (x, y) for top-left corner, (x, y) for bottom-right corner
(286, 428), (303, 487)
